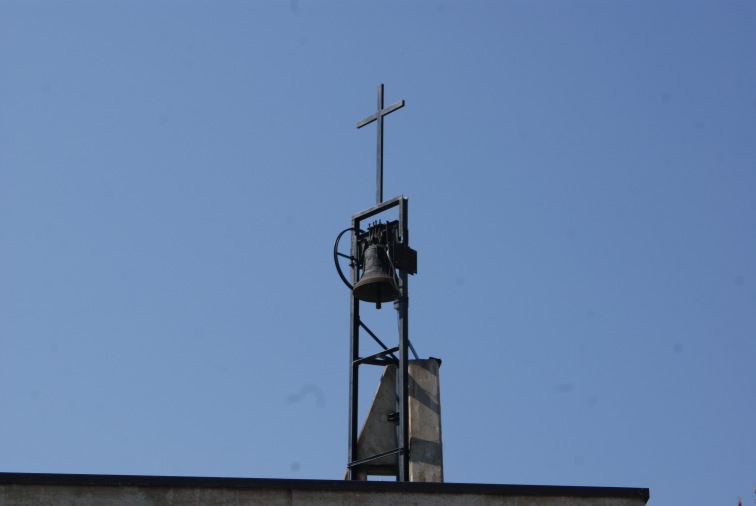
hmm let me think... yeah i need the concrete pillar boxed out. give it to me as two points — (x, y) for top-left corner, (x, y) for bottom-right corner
(408, 358), (443, 482)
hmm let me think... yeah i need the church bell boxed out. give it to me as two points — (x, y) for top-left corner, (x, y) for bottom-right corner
(353, 245), (399, 303)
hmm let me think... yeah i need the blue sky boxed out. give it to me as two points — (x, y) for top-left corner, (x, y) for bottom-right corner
(1, 1), (755, 504)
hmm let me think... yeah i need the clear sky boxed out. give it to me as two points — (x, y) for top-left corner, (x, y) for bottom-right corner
(1, 1), (754, 504)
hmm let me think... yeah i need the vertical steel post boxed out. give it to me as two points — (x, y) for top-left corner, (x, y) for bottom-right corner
(347, 216), (360, 480)
(396, 197), (410, 481)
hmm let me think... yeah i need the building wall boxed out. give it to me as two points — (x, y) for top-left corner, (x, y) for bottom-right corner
(0, 473), (650, 506)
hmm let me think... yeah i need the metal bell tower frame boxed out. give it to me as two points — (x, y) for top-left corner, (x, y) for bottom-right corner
(344, 85), (416, 481)
(346, 196), (411, 480)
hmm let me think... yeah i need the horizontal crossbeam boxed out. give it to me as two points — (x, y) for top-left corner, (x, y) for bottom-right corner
(354, 347), (400, 367)
(347, 447), (404, 468)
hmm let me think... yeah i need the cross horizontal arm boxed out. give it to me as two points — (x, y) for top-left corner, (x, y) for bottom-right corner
(355, 114), (378, 129)
(382, 99), (405, 117)
(356, 99), (406, 129)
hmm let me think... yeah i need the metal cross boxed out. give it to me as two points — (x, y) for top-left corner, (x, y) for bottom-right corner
(356, 84), (405, 205)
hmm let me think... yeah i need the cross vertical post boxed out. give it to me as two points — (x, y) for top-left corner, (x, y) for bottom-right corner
(356, 84), (405, 205)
